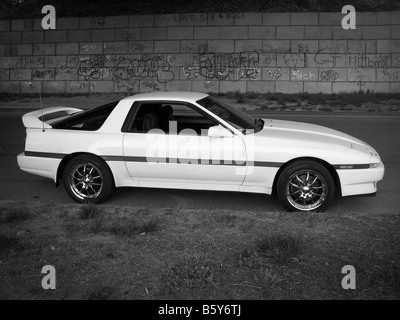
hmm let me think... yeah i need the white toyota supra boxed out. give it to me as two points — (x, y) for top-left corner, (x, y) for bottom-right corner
(17, 91), (384, 211)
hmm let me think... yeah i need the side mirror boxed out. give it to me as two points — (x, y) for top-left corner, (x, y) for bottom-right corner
(208, 125), (234, 138)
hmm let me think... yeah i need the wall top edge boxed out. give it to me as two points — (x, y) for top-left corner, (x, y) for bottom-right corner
(1, 10), (400, 21)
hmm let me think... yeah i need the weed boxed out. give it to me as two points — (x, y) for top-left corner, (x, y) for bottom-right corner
(108, 219), (138, 237)
(87, 285), (114, 300)
(0, 234), (19, 251)
(0, 204), (30, 223)
(91, 215), (160, 236)
(166, 253), (215, 290)
(138, 217), (160, 233)
(256, 233), (303, 263)
(256, 266), (284, 286)
(136, 207), (150, 215)
(79, 203), (101, 219)
(90, 216), (105, 233)
(214, 214), (237, 227)
(383, 263), (400, 293)
(64, 222), (81, 234)
(104, 248), (116, 259)
(164, 206), (182, 216)
(234, 91), (245, 103)
(239, 248), (262, 269)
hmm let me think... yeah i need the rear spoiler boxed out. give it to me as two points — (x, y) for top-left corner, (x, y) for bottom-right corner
(22, 107), (82, 129)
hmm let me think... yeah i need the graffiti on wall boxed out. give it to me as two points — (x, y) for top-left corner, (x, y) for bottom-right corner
(320, 69), (340, 82)
(283, 45), (310, 68)
(380, 68), (400, 82)
(1, 21), (399, 94)
(292, 70), (317, 81)
(77, 54), (175, 83)
(115, 80), (139, 94)
(184, 51), (260, 81)
(77, 55), (112, 80)
(113, 54), (174, 83)
(265, 67), (282, 80)
(315, 51), (390, 69)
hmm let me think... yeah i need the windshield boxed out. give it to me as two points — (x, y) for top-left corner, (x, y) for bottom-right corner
(196, 96), (264, 134)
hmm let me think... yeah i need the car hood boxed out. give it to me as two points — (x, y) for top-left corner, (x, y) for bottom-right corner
(258, 118), (371, 150)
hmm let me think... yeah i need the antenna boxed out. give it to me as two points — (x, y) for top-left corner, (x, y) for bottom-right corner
(38, 80), (44, 132)
(24, 81), (45, 132)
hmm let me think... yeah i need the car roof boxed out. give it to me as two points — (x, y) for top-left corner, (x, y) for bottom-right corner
(121, 91), (209, 103)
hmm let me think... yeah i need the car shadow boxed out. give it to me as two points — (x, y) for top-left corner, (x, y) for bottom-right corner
(107, 187), (283, 213)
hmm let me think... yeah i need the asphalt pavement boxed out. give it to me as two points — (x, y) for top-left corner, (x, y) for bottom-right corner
(0, 110), (399, 214)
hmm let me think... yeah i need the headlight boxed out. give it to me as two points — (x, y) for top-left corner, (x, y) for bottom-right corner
(369, 162), (383, 169)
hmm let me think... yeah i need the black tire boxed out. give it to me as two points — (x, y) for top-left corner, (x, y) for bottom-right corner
(62, 155), (114, 203)
(276, 160), (335, 212)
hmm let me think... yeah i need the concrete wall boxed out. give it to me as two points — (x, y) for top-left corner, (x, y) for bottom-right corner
(0, 11), (400, 95)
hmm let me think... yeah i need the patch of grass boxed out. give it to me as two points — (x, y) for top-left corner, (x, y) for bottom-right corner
(239, 248), (263, 269)
(136, 207), (150, 215)
(86, 285), (115, 300)
(383, 263), (400, 293)
(139, 217), (161, 233)
(214, 213), (237, 227)
(0, 234), (19, 251)
(256, 233), (304, 263)
(1, 200), (399, 299)
(165, 253), (215, 290)
(256, 266), (284, 286)
(64, 222), (81, 234)
(90, 215), (106, 234)
(164, 207), (174, 215)
(108, 219), (138, 236)
(164, 206), (182, 216)
(0, 203), (30, 223)
(79, 203), (101, 219)
(236, 94), (245, 104)
(91, 216), (137, 236)
(91, 215), (161, 236)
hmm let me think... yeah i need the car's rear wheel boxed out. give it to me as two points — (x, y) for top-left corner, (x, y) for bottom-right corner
(63, 155), (114, 203)
(276, 161), (335, 212)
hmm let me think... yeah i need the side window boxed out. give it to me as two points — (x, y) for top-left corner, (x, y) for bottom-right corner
(126, 102), (218, 135)
(53, 101), (118, 131)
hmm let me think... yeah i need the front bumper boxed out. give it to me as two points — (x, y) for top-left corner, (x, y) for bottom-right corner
(337, 162), (385, 197)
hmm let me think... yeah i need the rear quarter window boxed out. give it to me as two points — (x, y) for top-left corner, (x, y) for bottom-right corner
(52, 101), (118, 131)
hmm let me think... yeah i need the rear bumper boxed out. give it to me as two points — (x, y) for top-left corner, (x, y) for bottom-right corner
(337, 162), (385, 197)
(17, 152), (60, 182)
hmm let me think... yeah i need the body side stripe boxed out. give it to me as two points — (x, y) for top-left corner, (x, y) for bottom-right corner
(24, 151), (369, 169)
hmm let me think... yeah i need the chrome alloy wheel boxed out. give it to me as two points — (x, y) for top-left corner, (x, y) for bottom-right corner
(286, 169), (327, 211)
(69, 163), (103, 200)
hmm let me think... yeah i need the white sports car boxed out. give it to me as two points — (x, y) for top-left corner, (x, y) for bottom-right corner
(17, 91), (384, 212)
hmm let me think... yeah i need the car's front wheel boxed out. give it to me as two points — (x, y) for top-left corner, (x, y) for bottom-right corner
(63, 155), (114, 203)
(276, 161), (335, 212)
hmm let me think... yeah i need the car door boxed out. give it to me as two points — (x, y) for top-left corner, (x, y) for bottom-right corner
(122, 101), (247, 190)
